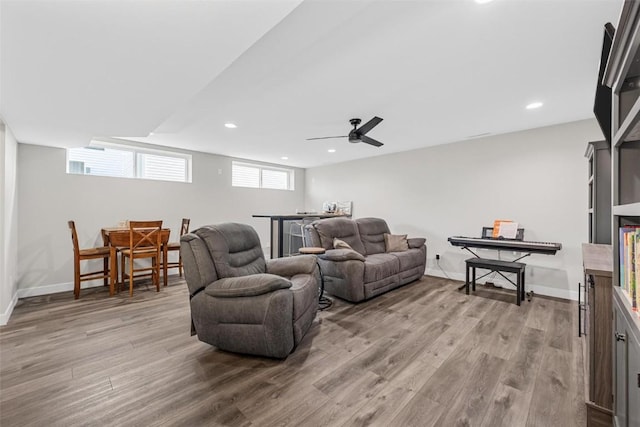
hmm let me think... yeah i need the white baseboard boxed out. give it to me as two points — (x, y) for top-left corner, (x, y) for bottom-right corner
(16, 281), (103, 299)
(425, 268), (576, 301)
(0, 292), (18, 326)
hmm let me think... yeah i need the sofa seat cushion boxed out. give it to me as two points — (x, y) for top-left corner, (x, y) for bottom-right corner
(389, 248), (425, 271)
(363, 253), (400, 283)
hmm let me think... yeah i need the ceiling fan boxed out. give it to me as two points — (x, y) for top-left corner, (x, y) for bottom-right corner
(306, 116), (384, 147)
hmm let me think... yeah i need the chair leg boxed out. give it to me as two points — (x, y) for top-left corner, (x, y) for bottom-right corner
(129, 256), (134, 297)
(178, 255), (183, 277)
(103, 257), (109, 286)
(74, 260), (81, 299)
(153, 256), (160, 292)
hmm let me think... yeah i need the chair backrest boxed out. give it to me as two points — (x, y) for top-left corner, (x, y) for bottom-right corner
(68, 220), (80, 255)
(180, 218), (191, 237)
(129, 220), (163, 250)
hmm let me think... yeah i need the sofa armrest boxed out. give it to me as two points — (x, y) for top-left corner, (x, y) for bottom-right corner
(319, 248), (366, 262)
(205, 274), (291, 298)
(408, 238), (426, 249)
(266, 255), (317, 276)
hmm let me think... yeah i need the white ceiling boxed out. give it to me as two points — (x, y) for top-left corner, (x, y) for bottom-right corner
(0, 0), (622, 168)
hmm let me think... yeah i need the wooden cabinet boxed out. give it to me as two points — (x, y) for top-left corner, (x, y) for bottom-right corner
(613, 288), (640, 427)
(586, 141), (611, 244)
(582, 244), (614, 426)
(601, 2), (640, 426)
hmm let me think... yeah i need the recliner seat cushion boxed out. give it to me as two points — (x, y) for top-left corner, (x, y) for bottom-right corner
(205, 274), (291, 298)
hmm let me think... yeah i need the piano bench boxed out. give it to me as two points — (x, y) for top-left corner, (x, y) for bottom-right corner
(464, 258), (527, 306)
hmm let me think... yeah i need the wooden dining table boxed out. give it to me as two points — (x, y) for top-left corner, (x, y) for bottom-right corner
(102, 227), (171, 296)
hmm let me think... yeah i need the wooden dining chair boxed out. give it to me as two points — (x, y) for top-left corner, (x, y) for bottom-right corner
(165, 218), (190, 278)
(119, 220), (163, 296)
(68, 220), (110, 299)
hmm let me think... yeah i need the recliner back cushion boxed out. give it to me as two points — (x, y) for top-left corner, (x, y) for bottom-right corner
(180, 233), (218, 296)
(356, 218), (391, 255)
(195, 223), (266, 278)
(313, 217), (366, 255)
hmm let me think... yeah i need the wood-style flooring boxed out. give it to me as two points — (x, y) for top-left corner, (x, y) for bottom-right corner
(0, 275), (585, 427)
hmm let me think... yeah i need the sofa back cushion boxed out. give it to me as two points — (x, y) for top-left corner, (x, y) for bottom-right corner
(194, 223), (267, 278)
(356, 218), (391, 255)
(313, 217), (366, 255)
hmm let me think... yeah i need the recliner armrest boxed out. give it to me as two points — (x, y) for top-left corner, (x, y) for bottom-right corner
(319, 248), (366, 262)
(266, 255), (317, 276)
(408, 238), (426, 249)
(205, 274), (291, 298)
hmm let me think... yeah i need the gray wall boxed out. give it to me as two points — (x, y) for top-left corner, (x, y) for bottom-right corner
(0, 122), (19, 324)
(305, 119), (604, 300)
(16, 143), (305, 295)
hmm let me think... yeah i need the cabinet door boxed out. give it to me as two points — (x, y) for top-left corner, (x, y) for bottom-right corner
(614, 307), (627, 427)
(629, 336), (640, 427)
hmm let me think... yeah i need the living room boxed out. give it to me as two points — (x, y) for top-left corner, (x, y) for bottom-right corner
(1, 0), (636, 426)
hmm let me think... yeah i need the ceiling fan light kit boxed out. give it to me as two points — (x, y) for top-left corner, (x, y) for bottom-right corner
(307, 116), (384, 147)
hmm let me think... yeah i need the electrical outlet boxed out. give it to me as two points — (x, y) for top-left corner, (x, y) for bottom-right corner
(436, 254), (440, 260)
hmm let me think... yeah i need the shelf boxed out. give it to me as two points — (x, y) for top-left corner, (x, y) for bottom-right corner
(613, 202), (640, 216)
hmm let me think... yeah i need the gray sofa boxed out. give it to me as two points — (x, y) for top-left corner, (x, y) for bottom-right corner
(180, 223), (319, 358)
(304, 217), (426, 302)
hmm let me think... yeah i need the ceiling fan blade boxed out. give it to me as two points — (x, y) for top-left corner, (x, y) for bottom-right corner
(359, 135), (384, 147)
(306, 135), (348, 141)
(356, 116), (383, 135)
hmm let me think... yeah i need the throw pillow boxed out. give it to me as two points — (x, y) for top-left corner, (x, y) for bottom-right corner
(333, 238), (353, 250)
(384, 233), (409, 252)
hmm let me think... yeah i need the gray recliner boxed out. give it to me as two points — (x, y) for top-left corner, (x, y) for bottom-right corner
(180, 223), (319, 358)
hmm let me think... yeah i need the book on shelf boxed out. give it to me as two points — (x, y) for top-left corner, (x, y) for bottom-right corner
(636, 230), (639, 311)
(619, 226), (640, 311)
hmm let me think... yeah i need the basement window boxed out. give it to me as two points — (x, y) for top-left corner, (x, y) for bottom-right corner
(232, 161), (294, 190)
(67, 142), (192, 183)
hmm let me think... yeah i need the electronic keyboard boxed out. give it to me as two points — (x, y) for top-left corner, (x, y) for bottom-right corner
(448, 236), (562, 255)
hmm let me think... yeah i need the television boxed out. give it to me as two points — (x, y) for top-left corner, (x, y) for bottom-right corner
(594, 22), (615, 144)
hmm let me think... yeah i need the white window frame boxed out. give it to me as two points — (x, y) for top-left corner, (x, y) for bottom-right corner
(66, 140), (192, 183)
(232, 161), (295, 191)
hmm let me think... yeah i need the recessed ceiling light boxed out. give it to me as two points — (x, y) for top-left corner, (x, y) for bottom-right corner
(281, 156), (288, 160)
(526, 102), (543, 110)
(224, 123), (237, 129)
(328, 149), (336, 153)
(475, 0), (494, 4)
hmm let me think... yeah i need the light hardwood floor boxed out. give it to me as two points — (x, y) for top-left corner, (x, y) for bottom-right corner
(0, 276), (585, 426)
